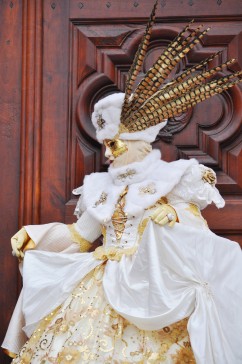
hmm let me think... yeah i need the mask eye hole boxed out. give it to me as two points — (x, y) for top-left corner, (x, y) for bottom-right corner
(104, 140), (114, 149)
(109, 141), (115, 148)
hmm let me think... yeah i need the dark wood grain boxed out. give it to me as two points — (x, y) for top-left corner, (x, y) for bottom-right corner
(0, 1), (23, 363)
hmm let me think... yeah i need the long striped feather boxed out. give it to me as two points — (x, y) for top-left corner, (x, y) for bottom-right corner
(120, 0), (158, 122)
(122, 26), (210, 124)
(124, 71), (242, 131)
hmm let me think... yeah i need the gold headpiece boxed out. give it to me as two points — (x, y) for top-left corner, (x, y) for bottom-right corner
(118, 0), (242, 134)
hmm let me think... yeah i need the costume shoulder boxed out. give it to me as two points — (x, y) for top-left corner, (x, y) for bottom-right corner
(72, 172), (111, 218)
(73, 172), (124, 222)
(168, 162), (225, 209)
(150, 157), (198, 192)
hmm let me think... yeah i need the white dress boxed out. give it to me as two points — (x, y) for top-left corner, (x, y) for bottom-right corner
(4, 150), (242, 364)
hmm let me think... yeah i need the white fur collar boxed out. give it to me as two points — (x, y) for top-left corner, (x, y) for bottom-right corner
(108, 150), (161, 185)
(80, 154), (198, 223)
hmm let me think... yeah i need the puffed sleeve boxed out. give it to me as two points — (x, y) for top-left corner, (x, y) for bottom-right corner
(167, 163), (225, 210)
(24, 186), (102, 253)
(165, 164), (225, 230)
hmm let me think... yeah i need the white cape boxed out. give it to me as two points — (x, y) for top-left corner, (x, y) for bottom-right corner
(22, 221), (242, 364)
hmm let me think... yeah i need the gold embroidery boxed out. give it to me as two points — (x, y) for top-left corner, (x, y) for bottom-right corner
(12, 265), (195, 364)
(67, 224), (92, 252)
(93, 192), (108, 208)
(58, 347), (82, 363)
(97, 114), (106, 130)
(117, 169), (136, 182)
(111, 186), (128, 242)
(139, 183), (156, 195)
(172, 346), (196, 363)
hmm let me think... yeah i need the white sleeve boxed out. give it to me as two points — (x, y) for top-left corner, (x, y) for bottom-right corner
(74, 210), (102, 243)
(24, 223), (75, 252)
(167, 164), (225, 210)
(24, 210), (102, 252)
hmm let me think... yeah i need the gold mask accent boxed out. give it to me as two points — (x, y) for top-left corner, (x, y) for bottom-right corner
(104, 139), (128, 158)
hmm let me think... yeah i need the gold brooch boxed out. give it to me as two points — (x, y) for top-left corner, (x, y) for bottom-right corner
(117, 169), (136, 182)
(139, 183), (157, 195)
(93, 192), (107, 208)
(97, 114), (106, 130)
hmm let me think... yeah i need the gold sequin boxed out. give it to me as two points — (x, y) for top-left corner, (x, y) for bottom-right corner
(12, 265), (195, 364)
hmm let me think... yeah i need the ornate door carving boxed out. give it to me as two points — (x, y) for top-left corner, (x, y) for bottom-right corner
(0, 1), (241, 362)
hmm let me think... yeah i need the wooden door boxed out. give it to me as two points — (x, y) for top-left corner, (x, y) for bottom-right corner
(0, 1), (241, 362)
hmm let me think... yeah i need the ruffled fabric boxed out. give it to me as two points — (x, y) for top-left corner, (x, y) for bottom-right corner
(18, 220), (242, 364)
(167, 164), (225, 210)
(12, 264), (195, 364)
(75, 152), (197, 223)
(103, 222), (242, 364)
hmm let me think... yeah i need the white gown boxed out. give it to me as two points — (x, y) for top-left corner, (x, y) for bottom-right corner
(4, 150), (242, 364)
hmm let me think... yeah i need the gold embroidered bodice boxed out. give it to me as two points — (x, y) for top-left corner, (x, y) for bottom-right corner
(111, 186), (128, 242)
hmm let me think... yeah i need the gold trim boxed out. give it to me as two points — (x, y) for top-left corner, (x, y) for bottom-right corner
(137, 217), (150, 243)
(68, 224), (92, 252)
(111, 187), (128, 242)
(185, 203), (201, 217)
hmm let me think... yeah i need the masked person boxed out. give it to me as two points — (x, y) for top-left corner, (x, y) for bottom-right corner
(3, 2), (242, 363)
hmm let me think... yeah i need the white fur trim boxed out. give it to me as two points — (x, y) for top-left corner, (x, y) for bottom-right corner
(92, 93), (167, 143)
(108, 150), (161, 185)
(92, 93), (124, 142)
(79, 152), (199, 222)
(120, 122), (167, 143)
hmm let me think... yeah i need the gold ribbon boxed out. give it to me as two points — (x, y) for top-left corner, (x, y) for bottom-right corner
(93, 246), (137, 261)
(67, 224), (92, 252)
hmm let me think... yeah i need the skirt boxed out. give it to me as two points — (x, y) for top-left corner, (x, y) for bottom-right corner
(12, 263), (195, 364)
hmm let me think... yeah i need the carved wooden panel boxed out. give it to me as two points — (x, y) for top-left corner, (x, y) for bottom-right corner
(66, 18), (242, 240)
(0, 1), (241, 362)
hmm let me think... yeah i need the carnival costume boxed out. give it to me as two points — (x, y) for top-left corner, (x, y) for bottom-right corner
(3, 1), (242, 363)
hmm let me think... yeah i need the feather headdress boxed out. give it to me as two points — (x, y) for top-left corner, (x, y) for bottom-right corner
(92, 0), (242, 143)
